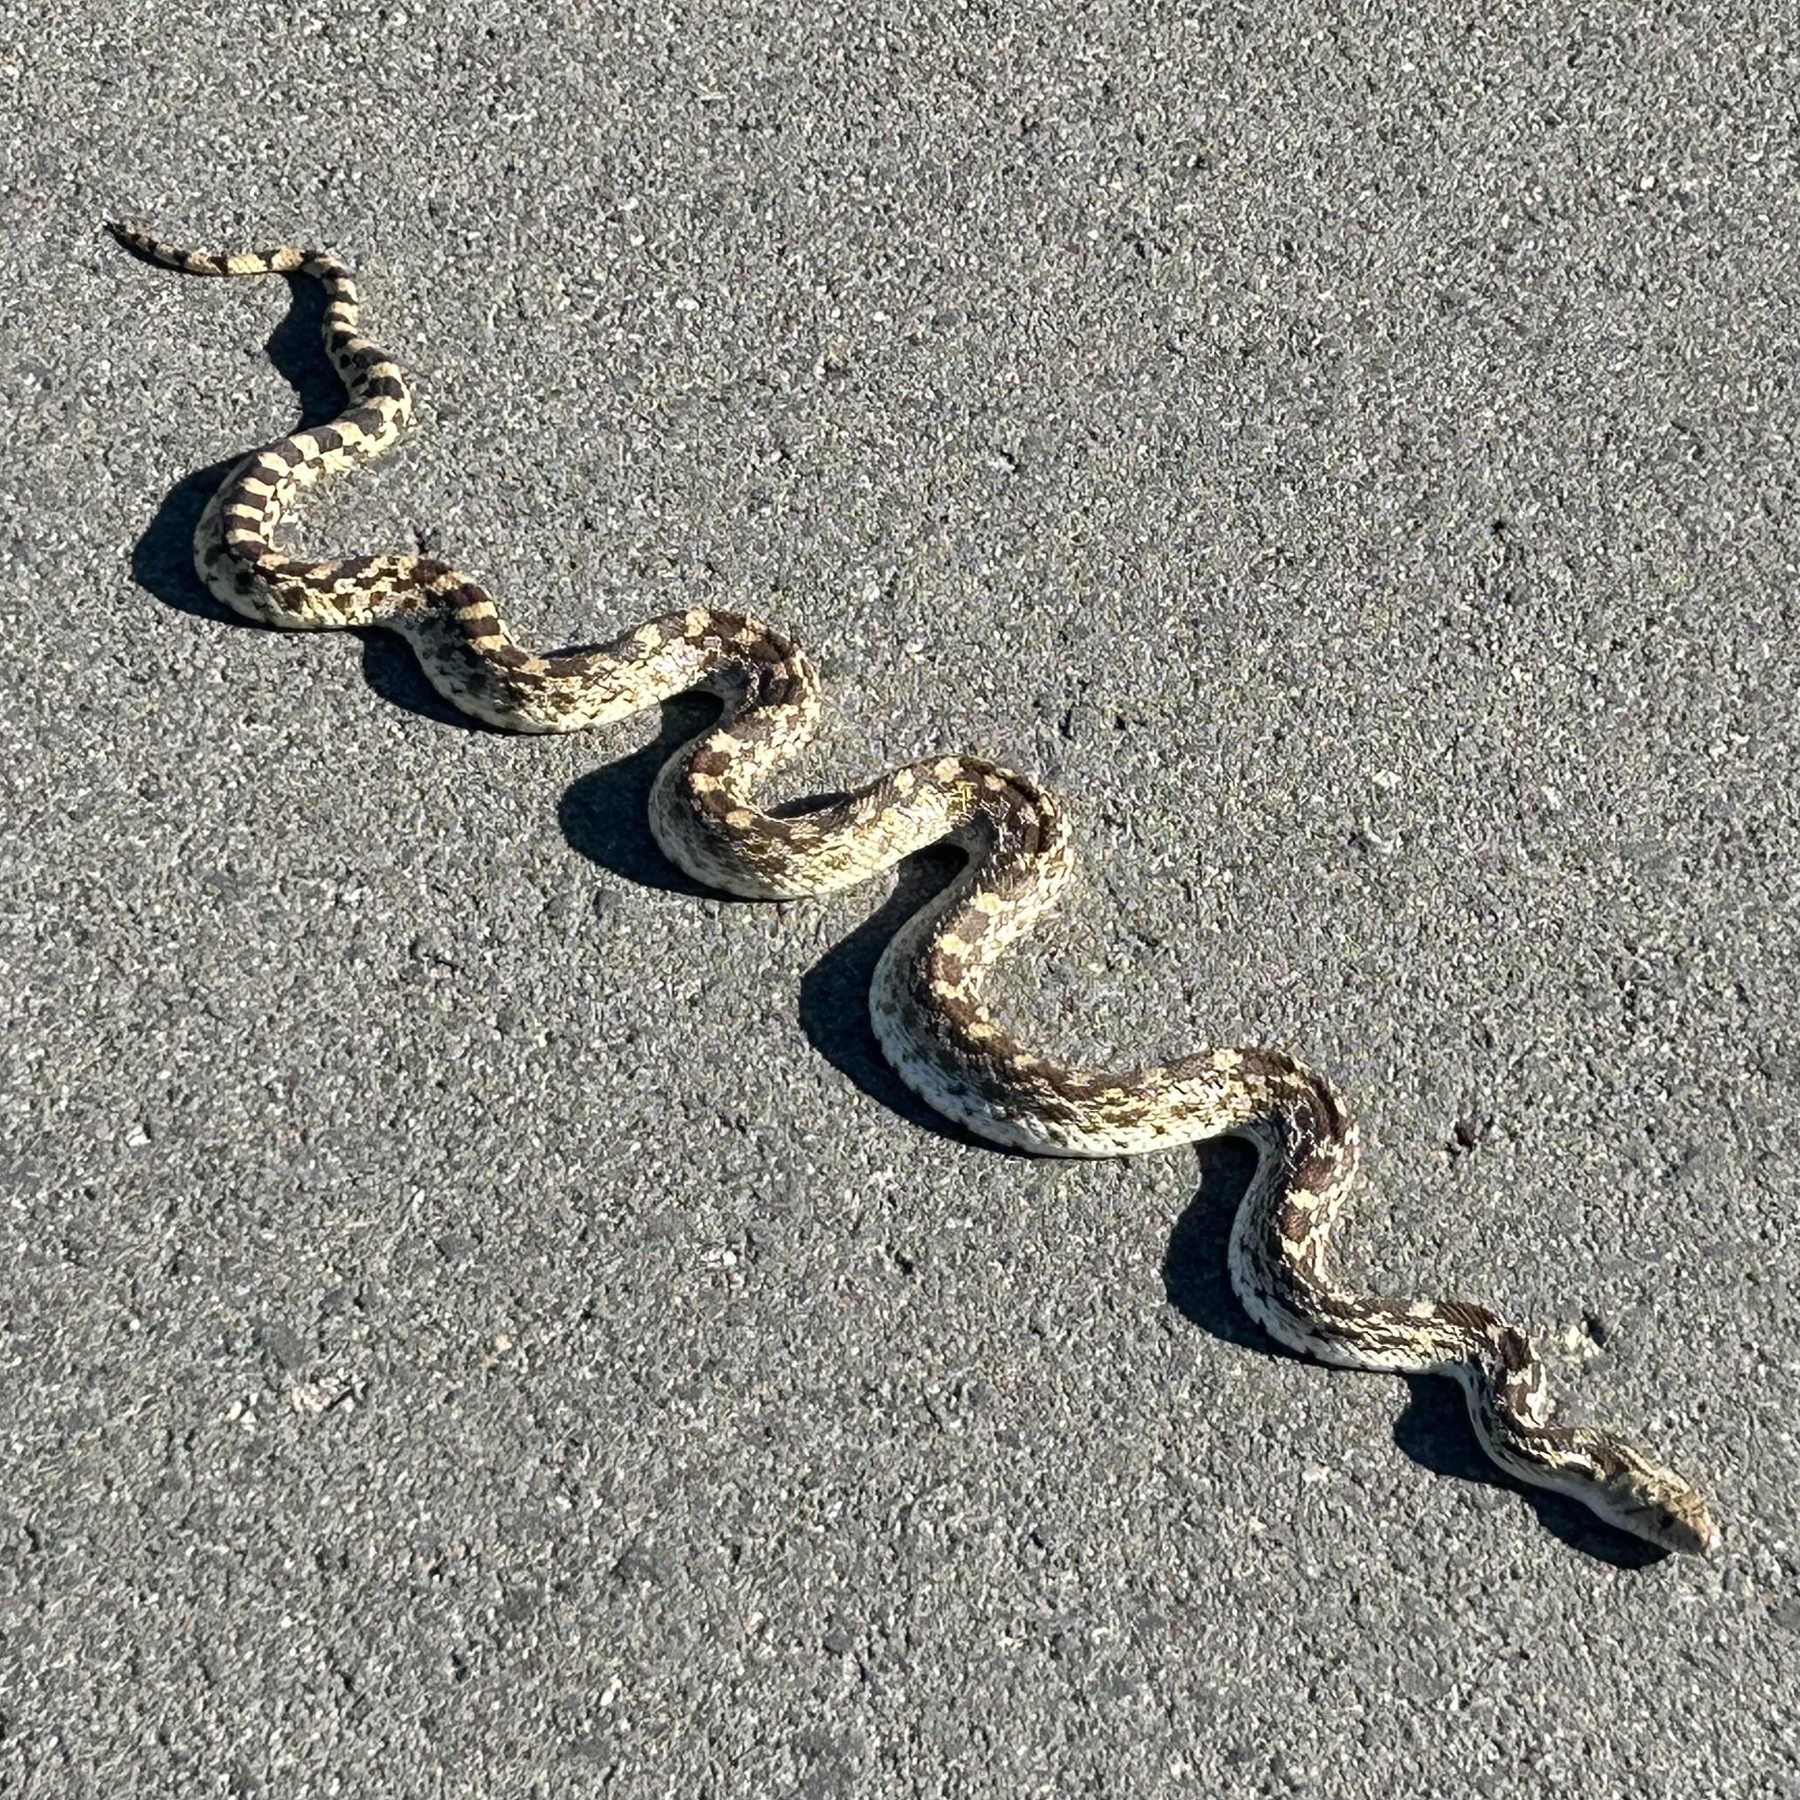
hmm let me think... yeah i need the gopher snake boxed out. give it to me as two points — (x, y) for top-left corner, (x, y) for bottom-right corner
(109, 221), (1719, 1557)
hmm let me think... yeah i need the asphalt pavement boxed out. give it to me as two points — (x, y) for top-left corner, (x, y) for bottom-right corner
(5, 3), (1799, 1794)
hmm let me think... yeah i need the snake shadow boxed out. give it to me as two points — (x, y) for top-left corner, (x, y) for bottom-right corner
(1160, 1145), (1669, 1569)
(122, 246), (486, 734)
(558, 714), (1027, 1153)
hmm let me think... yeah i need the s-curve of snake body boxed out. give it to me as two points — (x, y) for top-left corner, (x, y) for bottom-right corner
(108, 220), (1720, 1557)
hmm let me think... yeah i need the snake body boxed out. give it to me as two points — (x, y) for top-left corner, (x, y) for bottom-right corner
(109, 221), (1719, 1556)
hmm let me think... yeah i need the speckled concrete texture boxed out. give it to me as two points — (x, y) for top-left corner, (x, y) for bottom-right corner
(4, 3), (1798, 1795)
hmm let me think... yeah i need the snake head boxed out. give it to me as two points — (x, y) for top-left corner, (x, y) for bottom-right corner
(1592, 1446), (1721, 1556)
(1616, 1489), (1720, 1556)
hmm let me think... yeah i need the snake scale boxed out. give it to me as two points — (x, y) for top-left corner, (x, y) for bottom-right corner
(108, 220), (1719, 1556)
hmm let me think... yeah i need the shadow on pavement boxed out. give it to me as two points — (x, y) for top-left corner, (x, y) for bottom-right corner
(794, 844), (1033, 1155)
(557, 692), (723, 900)
(128, 265), (333, 626)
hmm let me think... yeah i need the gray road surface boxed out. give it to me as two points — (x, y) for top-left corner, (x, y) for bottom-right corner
(5, 3), (1799, 1794)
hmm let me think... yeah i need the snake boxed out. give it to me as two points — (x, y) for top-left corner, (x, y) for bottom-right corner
(107, 220), (1720, 1557)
